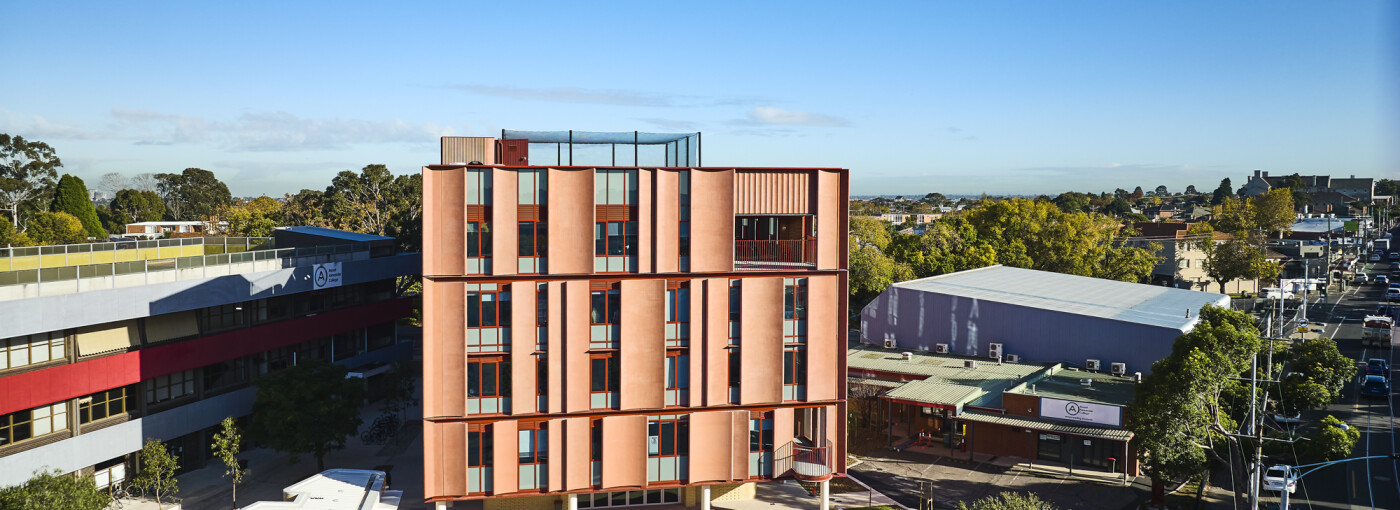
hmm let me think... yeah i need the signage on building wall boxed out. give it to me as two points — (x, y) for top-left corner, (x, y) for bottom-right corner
(1039, 397), (1122, 427)
(313, 262), (343, 290)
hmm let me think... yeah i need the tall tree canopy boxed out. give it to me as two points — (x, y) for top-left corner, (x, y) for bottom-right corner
(248, 359), (365, 471)
(155, 168), (232, 221)
(25, 212), (86, 245)
(221, 196), (283, 237)
(50, 174), (105, 239)
(319, 165), (421, 251)
(1128, 305), (1261, 499)
(0, 134), (61, 229)
(1210, 178), (1232, 205)
(110, 189), (166, 225)
(0, 469), (108, 510)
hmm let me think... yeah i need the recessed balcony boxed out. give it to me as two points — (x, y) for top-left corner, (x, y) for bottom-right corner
(735, 215), (816, 268)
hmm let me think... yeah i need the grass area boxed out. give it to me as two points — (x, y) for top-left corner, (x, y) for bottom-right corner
(797, 476), (868, 495)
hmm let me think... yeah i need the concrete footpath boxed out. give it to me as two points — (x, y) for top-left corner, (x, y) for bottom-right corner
(110, 387), (428, 510)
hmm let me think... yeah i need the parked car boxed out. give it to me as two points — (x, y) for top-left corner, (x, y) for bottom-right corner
(1263, 288), (1296, 300)
(1376, 274), (1390, 285)
(1372, 253), (1383, 262)
(1391, 251), (1399, 260)
(1366, 358), (1390, 379)
(1355, 273), (1370, 284)
(1360, 375), (1391, 398)
(1263, 465), (1299, 493)
(1388, 288), (1400, 302)
(1271, 412), (1302, 428)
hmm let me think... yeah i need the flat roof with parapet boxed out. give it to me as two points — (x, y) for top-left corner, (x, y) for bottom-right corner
(891, 265), (1230, 331)
(848, 343), (1045, 411)
(1008, 366), (1137, 407)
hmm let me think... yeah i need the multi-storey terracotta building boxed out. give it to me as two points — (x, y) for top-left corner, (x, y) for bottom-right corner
(422, 131), (848, 510)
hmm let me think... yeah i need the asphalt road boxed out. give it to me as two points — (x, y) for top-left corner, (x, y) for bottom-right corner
(1279, 231), (1398, 510)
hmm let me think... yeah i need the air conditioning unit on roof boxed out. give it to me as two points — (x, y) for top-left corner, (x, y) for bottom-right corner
(1111, 362), (1127, 375)
(1004, 354), (1020, 363)
(1085, 359), (1102, 371)
(988, 343), (1003, 359)
(963, 360), (978, 369)
(935, 344), (949, 354)
(884, 338), (897, 349)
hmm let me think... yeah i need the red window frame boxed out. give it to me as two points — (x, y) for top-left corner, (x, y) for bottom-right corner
(648, 417), (689, 458)
(590, 285), (621, 326)
(590, 352), (620, 394)
(467, 356), (511, 399)
(467, 289), (511, 329)
(665, 349), (687, 391)
(783, 346), (807, 387)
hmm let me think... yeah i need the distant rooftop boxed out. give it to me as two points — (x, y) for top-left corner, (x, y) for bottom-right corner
(1009, 366), (1137, 407)
(277, 226), (392, 243)
(848, 343), (1044, 411)
(892, 265), (1229, 331)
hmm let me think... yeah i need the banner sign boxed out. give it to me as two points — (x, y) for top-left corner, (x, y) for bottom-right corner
(1040, 397), (1122, 427)
(313, 262), (343, 290)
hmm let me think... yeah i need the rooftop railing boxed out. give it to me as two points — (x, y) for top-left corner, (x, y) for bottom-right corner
(0, 240), (377, 301)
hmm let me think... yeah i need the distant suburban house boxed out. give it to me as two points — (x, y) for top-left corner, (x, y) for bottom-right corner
(879, 213), (942, 224)
(1128, 222), (1261, 295)
(1241, 170), (1375, 202)
(121, 221), (227, 240)
(1142, 204), (1183, 219)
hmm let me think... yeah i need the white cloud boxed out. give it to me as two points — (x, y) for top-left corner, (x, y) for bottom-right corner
(745, 106), (849, 127)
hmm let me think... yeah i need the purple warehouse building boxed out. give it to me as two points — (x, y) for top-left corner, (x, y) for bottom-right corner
(859, 266), (1229, 376)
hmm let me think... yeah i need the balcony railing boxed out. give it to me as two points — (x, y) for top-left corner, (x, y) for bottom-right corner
(775, 439), (834, 481)
(734, 239), (816, 265)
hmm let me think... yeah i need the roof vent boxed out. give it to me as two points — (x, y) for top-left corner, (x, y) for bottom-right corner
(902, 352), (913, 361)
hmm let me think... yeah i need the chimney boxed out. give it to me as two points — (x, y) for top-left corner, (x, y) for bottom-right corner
(1254, 170), (1261, 178)
(1262, 171), (1269, 178)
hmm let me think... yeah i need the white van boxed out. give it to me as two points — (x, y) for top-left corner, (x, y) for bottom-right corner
(1262, 288), (1296, 300)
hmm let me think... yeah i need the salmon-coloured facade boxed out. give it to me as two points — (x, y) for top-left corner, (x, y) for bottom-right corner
(424, 134), (848, 510)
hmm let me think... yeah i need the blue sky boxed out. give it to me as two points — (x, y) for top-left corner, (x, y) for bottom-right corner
(1, 1), (1395, 197)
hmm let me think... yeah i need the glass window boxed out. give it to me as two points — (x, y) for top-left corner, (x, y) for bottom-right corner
(145, 370), (196, 405)
(467, 358), (511, 398)
(591, 354), (620, 393)
(80, 387), (130, 423)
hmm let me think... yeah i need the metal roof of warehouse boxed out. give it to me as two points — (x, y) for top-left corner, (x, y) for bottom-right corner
(848, 345), (1044, 409)
(892, 265), (1229, 331)
(959, 410), (1134, 441)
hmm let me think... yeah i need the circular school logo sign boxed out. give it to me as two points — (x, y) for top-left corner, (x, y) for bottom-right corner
(1065, 402), (1082, 416)
(315, 266), (330, 287)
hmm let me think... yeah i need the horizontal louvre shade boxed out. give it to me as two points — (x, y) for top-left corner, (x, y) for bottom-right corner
(518, 205), (543, 222)
(144, 311), (200, 343)
(594, 205), (635, 221)
(75, 321), (140, 357)
(466, 205), (492, 223)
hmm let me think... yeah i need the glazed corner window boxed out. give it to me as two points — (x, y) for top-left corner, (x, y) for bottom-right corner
(518, 221), (548, 257)
(79, 386), (130, 423)
(595, 221), (638, 256)
(728, 281), (741, 322)
(518, 424), (549, 464)
(0, 403), (68, 446)
(590, 354), (620, 393)
(590, 289), (621, 325)
(467, 290), (512, 328)
(666, 286), (689, 324)
(468, 426), (493, 467)
(784, 280), (808, 320)
(467, 358), (511, 398)
(749, 413), (774, 452)
(466, 221), (492, 258)
(783, 347), (807, 386)
(664, 351), (688, 391)
(728, 348), (741, 388)
(647, 418), (689, 457)
(146, 370), (196, 405)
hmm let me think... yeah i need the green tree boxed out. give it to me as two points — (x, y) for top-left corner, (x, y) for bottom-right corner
(282, 189), (328, 227)
(1301, 415), (1360, 462)
(1051, 191), (1091, 213)
(849, 216), (892, 251)
(1376, 179), (1399, 197)
(378, 362), (420, 417)
(0, 219), (31, 247)
(848, 243), (915, 307)
(25, 211), (86, 245)
(1185, 184), (1198, 195)
(221, 196), (283, 237)
(110, 189), (166, 225)
(1211, 178), (1233, 205)
(131, 439), (180, 510)
(1128, 186), (1145, 201)
(155, 168), (232, 221)
(1104, 197), (1132, 216)
(1154, 185), (1168, 196)
(956, 491), (1057, 510)
(0, 469), (108, 510)
(0, 134), (62, 230)
(211, 417), (248, 507)
(1287, 336), (1355, 399)
(1198, 234), (1275, 294)
(248, 359), (365, 471)
(1252, 188), (1295, 236)
(50, 174), (106, 239)
(321, 165), (421, 251)
(1128, 305), (1261, 499)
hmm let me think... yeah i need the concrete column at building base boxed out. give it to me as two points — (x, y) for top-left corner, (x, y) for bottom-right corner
(702, 485), (711, 510)
(820, 480), (829, 510)
(568, 493), (578, 510)
(436, 502), (451, 510)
